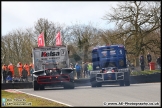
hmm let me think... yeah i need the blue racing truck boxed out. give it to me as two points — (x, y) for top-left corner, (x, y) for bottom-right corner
(90, 44), (130, 87)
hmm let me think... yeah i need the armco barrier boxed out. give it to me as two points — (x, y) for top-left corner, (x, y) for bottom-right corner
(1, 82), (33, 90)
(1, 73), (161, 90)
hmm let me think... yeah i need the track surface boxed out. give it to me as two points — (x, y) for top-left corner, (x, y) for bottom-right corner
(16, 83), (161, 107)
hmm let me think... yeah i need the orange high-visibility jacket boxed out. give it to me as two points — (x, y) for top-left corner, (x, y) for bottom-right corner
(24, 64), (30, 76)
(29, 63), (34, 69)
(17, 63), (23, 76)
(8, 64), (14, 77)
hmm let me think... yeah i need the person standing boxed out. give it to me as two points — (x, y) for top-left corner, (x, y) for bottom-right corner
(146, 52), (152, 67)
(2, 64), (8, 83)
(81, 62), (85, 78)
(156, 56), (161, 69)
(22, 67), (28, 82)
(75, 62), (81, 79)
(87, 63), (93, 78)
(84, 62), (88, 78)
(6, 69), (13, 83)
(29, 63), (34, 70)
(139, 54), (145, 71)
(17, 62), (23, 77)
(8, 63), (14, 77)
(24, 63), (30, 76)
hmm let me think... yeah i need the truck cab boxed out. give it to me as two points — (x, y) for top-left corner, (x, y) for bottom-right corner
(92, 44), (127, 70)
(90, 44), (130, 87)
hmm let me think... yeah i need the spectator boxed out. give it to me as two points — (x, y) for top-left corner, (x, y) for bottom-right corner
(84, 62), (88, 78)
(13, 75), (19, 82)
(7, 69), (12, 77)
(21, 67), (28, 82)
(29, 63), (34, 70)
(156, 56), (161, 69)
(87, 63), (93, 78)
(6, 75), (12, 83)
(8, 63), (14, 77)
(6, 69), (13, 83)
(17, 62), (23, 77)
(146, 52), (152, 67)
(24, 63), (30, 76)
(75, 62), (81, 79)
(2, 64), (7, 83)
(30, 68), (34, 76)
(81, 62), (84, 78)
(139, 54), (145, 71)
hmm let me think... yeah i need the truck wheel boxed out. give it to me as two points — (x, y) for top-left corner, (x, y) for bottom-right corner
(63, 84), (68, 89)
(90, 77), (97, 87)
(70, 82), (74, 89)
(97, 82), (102, 87)
(119, 80), (124, 86)
(34, 81), (39, 90)
(91, 81), (97, 87)
(64, 82), (74, 89)
(40, 85), (45, 90)
(124, 72), (130, 86)
(125, 81), (130, 86)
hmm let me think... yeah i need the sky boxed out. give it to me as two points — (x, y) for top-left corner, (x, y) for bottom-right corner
(2, 1), (119, 36)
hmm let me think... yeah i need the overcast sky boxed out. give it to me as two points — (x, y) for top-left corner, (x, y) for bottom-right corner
(2, 1), (119, 36)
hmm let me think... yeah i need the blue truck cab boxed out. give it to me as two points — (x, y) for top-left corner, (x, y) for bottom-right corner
(92, 44), (127, 70)
(90, 44), (130, 87)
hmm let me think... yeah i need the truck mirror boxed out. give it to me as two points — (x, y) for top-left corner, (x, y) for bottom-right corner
(31, 53), (32, 57)
(68, 51), (70, 54)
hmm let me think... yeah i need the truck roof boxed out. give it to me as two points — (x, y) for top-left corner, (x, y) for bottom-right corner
(33, 45), (67, 49)
(93, 44), (124, 50)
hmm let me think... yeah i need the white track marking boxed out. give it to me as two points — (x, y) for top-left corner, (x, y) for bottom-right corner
(14, 89), (72, 107)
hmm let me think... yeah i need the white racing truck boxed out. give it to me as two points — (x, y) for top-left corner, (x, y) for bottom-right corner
(32, 45), (75, 90)
(90, 44), (130, 87)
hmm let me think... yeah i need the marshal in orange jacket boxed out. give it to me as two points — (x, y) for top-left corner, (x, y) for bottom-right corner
(8, 63), (14, 77)
(24, 63), (30, 76)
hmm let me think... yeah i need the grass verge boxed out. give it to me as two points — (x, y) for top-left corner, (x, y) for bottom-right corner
(1, 90), (68, 107)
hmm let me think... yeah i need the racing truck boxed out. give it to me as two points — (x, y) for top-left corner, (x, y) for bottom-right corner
(90, 44), (130, 87)
(32, 45), (75, 90)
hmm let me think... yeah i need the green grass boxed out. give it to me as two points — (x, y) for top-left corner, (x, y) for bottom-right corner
(2, 90), (68, 107)
(130, 69), (161, 76)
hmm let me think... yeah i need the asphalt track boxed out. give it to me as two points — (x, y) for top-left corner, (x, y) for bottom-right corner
(15, 83), (161, 107)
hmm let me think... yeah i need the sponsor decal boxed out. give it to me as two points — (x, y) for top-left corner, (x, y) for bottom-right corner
(41, 51), (60, 57)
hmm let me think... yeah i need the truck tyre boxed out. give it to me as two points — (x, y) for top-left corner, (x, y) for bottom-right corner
(91, 80), (97, 87)
(34, 81), (39, 90)
(64, 82), (74, 89)
(63, 82), (68, 89)
(63, 84), (68, 89)
(124, 72), (130, 86)
(40, 85), (45, 90)
(119, 80), (124, 86)
(90, 77), (97, 87)
(125, 81), (130, 86)
(69, 82), (74, 89)
(97, 82), (102, 87)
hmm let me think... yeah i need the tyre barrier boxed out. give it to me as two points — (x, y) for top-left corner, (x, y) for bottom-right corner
(1, 73), (161, 89)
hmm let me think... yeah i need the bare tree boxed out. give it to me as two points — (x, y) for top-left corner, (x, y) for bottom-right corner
(102, 1), (161, 66)
(68, 23), (100, 62)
